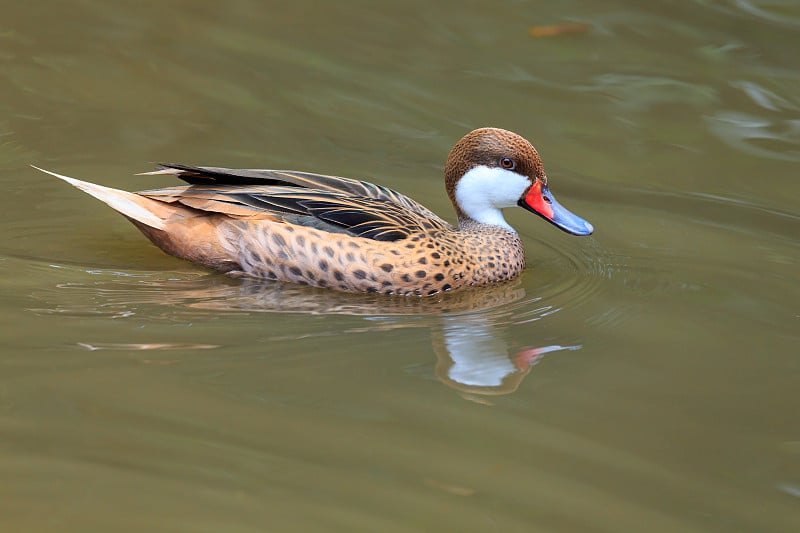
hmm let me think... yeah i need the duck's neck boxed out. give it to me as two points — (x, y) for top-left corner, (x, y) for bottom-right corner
(458, 210), (513, 231)
(457, 215), (517, 234)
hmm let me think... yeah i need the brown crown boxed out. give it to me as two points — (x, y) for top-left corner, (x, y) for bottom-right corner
(444, 128), (546, 218)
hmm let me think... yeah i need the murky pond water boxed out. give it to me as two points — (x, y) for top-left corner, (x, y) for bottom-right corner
(1, 1), (798, 531)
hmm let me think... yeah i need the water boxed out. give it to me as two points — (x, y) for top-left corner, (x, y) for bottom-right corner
(1, 1), (799, 531)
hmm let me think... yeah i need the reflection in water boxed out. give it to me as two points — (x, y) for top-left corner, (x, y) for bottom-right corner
(30, 266), (582, 397)
(707, 111), (800, 162)
(77, 342), (219, 351)
(734, 0), (800, 27)
(707, 76), (800, 162)
(433, 316), (580, 396)
(777, 483), (800, 499)
(579, 74), (717, 111)
(28, 264), (528, 317)
(188, 275), (529, 316)
(730, 80), (798, 112)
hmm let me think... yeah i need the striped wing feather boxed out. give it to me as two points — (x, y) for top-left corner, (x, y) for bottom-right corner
(139, 165), (452, 241)
(154, 164), (444, 221)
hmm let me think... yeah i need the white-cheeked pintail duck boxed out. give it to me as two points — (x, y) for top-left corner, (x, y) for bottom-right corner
(35, 127), (593, 296)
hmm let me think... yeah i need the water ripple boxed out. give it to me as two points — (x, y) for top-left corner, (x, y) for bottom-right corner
(733, 0), (800, 28)
(706, 111), (800, 161)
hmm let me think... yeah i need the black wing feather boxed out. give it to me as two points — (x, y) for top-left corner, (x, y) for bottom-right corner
(142, 165), (453, 242)
(155, 163), (445, 221)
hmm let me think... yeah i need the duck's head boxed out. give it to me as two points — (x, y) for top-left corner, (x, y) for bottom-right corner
(445, 127), (593, 236)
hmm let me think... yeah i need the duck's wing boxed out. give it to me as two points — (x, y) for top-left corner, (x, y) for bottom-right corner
(144, 163), (445, 223)
(139, 184), (453, 242)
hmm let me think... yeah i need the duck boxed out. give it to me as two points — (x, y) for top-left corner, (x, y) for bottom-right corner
(34, 127), (593, 296)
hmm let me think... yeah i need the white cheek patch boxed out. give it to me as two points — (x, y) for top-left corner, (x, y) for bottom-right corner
(454, 166), (530, 229)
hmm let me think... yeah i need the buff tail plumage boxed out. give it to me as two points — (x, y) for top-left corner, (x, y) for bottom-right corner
(32, 165), (167, 230)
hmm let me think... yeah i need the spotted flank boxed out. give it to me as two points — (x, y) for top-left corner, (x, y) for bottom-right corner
(37, 127), (593, 296)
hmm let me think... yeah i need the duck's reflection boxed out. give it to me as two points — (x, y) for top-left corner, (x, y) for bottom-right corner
(37, 270), (581, 397)
(186, 274), (528, 316)
(186, 277), (581, 395)
(434, 315), (580, 396)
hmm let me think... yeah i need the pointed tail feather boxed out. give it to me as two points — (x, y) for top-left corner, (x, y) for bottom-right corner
(33, 165), (167, 230)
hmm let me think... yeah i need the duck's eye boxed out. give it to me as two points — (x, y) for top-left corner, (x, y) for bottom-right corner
(500, 157), (515, 170)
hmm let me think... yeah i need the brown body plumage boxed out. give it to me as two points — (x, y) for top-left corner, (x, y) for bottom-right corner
(37, 128), (592, 296)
